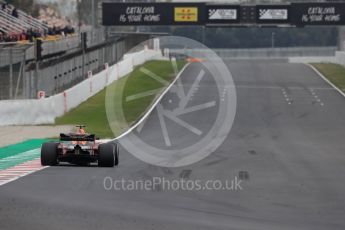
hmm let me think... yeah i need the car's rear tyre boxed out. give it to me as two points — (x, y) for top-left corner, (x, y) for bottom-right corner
(98, 143), (115, 167)
(41, 142), (58, 166)
(114, 144), (119, 166)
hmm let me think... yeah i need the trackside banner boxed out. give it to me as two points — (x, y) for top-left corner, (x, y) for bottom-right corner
(102, 2), (205, 26)
(102, 2), (345, 27)
(291, 3), (345, 26)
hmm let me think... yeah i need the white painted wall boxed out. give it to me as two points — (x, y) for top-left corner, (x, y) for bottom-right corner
(335, 51), (345, 66)
(289, 56), (337, 64)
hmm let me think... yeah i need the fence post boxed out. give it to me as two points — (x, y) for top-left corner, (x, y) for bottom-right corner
(63, 91), (67, 113)
(34, 61), (39, 99)
(15, 51), (25, 99)
(81, 32), (87, 79)
(9, 49), (13, 99)
(29, 71), (32, 98)
(21, 51), (26, 99)
(105, 63), (109, 85)
(29, 71), (33, 99)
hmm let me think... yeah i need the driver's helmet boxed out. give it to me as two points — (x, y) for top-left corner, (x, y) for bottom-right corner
(77, 128), (85, 134)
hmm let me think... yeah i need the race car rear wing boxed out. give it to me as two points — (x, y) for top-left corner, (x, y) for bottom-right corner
(60, 133), (95, 142)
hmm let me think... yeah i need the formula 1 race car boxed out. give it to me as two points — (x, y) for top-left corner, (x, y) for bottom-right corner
(41, 125), (119, 167)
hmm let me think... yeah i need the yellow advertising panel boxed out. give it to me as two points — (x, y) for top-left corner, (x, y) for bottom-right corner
(174, 7), (198, 22)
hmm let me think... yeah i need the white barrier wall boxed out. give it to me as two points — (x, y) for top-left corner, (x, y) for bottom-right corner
(171, 47), (337, 59)
(289, 51), (345, 66)
(0, 49), (163, 126)
(289, 56), (337, 64)
(336, 51), (345, 66)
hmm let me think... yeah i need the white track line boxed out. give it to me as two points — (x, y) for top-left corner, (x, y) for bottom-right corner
(306, 63), (345, 98)
(113, 63), (190, 141)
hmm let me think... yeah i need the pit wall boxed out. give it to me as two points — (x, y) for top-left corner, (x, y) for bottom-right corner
(0, 48), (164, 126)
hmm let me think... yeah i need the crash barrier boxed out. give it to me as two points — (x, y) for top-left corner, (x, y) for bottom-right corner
(335, 51), (345, 66)
(288, 56), (337, 64)
(171, 47), (337, 59)
(293, 51), (345, 66)
(0, 48), (163, 126)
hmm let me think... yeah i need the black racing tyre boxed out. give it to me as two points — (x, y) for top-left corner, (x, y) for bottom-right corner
(114, 144), (119, 166)
(41, 142), (58, 166)
(98, 143), (115, 167)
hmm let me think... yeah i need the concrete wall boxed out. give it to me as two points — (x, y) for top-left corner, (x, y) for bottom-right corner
(172, 46), (344, 65)
(214, 47), (337, 58)
(289, 56), (337, 64)
(172, 47), (337, 59)
(335, 51), (345, 66)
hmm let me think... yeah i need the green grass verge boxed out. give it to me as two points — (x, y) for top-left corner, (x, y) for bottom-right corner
(311, 63), (345, 92)
(55, 60), (186, 138)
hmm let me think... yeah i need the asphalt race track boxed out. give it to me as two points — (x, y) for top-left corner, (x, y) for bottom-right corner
(1, 59), (345, 230)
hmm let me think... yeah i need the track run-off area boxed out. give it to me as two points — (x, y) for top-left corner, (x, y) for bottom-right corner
(0, 140), (48, 186)
(1, 59), (345, 230)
